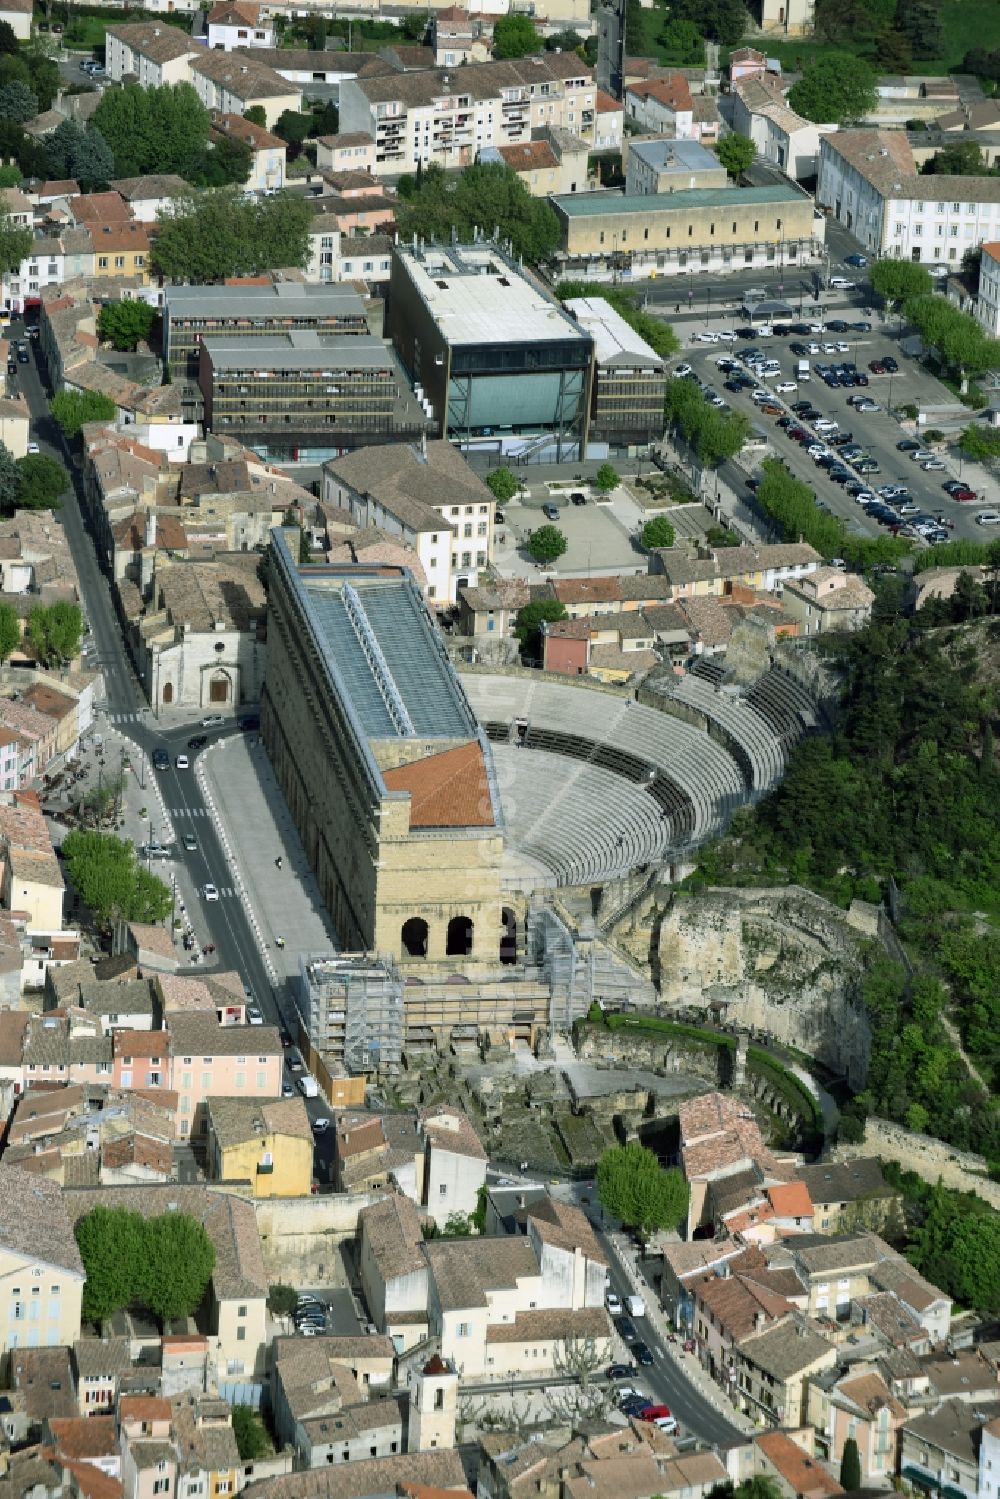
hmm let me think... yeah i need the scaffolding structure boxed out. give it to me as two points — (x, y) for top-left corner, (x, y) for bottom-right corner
(298, 953), (405, 1074)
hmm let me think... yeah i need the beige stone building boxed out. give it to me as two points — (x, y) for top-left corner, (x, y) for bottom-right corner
(189, 50), (301, 129)
(481, 127), (593, 197)
(262, 532), (503, 972)
(551, 184), (823, 280)
(781, 568), (874, 636)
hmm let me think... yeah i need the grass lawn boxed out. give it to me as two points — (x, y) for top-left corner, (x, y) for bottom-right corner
(719, 0), (1000, 75)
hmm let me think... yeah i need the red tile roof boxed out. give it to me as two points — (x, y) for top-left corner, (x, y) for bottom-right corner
(382, 741), (495, 829)
(769, 1181), (813, 1219)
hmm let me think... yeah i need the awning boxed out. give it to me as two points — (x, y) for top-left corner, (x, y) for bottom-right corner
(901, 1467), (937, 1491)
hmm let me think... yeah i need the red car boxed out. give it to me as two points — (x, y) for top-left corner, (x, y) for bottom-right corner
(869, 360), (886, 374)
(640, 1405), (674, 1422)
(952, 487), (977, 502)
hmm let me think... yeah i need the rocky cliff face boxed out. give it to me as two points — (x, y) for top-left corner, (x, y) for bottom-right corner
(618, 886), (871, 1087)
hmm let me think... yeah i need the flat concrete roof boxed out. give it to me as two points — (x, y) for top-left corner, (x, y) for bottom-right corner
(166, 281), (366, 318)
(564, 296), (663, 369)
(552, 184), (806, 215)
(629, 137), (723, 173)
(395, 241), (588, 349)
(201, 331), (395, 372)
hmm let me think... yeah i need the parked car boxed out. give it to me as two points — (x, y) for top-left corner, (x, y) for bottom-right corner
(616, 1315), (638, 1342)
(541, 502), (560, 521)
(607, 1363), (634, 1380)
(633, 1341), (654, 1366)
(606, 1292), (622, 1315)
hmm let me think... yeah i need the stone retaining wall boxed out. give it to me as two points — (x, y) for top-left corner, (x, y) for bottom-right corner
(839, 1119), (1000, 1208)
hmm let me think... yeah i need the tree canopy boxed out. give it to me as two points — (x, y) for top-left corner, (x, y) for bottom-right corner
(716, 133), (756, 177)
(50, 389), (117, 440)
(486, 466), (520, 504)
(788, 54), (877, 123)
(493, 13), (543, 56)
(17, 453), (68, 511)
(840, 1438), (862, 1492)
(92, 82), (210, 178)
(232, 1407), (269, 1462)
(75, 1206), (215, 1326)
(526, 524), (567, 564)
(516, 598), (568, 656)
(595, 462), (619, 493)
(905, 294), (1000, 380)
(396, 161), (560, 265)
(98, 300), (158, 352)
(27, 601), (82, 665)
(0, 604), (19, 663)
(922, 140), (984, 176)
(61, 830), (173, 927)
(44, 118), (114, 192)
(642, 515), (676, 549)
(911, 1182), (1000, 1312)
(869, 257), (932, 305)
(0, 81), (38, 125)
(665, 378), (749, 466)
(665, 0), (749, 43)
(0, 197), (32, 277)
(152, 188), (313, 282)
(596, 1142), (690, 1236)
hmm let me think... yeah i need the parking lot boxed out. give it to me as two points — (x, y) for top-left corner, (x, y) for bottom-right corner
(676, 319), (992, 546)
(492, 484), (651, 578)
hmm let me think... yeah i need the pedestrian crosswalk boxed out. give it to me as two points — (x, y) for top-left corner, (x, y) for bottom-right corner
(105, 712), (144, 724)
(170, 806), (210, 817)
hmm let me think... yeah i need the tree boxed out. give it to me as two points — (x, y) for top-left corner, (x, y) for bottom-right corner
(0, 81), (38, 124)
(28, 601), (82, 664)
(152, 188), (313, 282)
(0, 443), (20, 513)
(595, 462), (619, 493)
(659, 18), (705, 64)
(716, 132), (756, 178)
(395, 160), (560, 265)
(200, 133), (252, 188)
(642, 515), (676, 549)
(232, 1406), (269, 1462)
(0, 19), (17, 53)
(840, 1438), (862, 1492)
(964, 47), (1000, 80)
(959, 422), (1000, 466)
(788, 54), (877, 124)
(905, 294), (1000, 387)
(92, 82), (210, 178)
(895, 0), (941, 58)
(243, 105), (267, 127)
(493, 14), (542, 57)
(16, 453), (68, 511)
(0, 197), (32, 277)
(61, 830), (173, 926)
(0, 603), (19, 663)
(0, 165), (20, 188)
(486, 466), (519, 504)
(274, 109), (313, 154)
(869, 257), (931, 307)
(25, 51), (61, 112)
(922, 140), (984, 176)
(667, 0), (749, 43)
(735, 1480), (783, 1499)
(665, 378), (749, 465)
(50, 389), (116, 440)
(546, 28), (584, 52)
(69, 127), (115, 193)
(526, 524), (567, 564)
(878, 28), (913, 72)
(75, 1206), (145, 1323)
(98, 299), (157, 352)
(515, 598), (568, 657)
(266, 1283), (298, 1316)
(596, 1142), (689, 1237)
(142, 1211), (215, 1322)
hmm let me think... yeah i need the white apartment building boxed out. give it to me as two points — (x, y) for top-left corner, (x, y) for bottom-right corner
(105, 22), (199, 88)
(338, 54), (597, 176)
(818, 130), (1000, 262)
(976, 241), (1000, 334)
(3, 230), (94, 317)
(732, 79), (836, 182)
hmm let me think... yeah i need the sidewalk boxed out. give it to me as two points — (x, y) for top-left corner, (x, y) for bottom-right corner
(605, 1229), (756, 1435)
(197, 734), (339, 987)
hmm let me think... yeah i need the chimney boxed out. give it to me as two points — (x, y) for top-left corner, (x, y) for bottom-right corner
(145, 509), (156, 548)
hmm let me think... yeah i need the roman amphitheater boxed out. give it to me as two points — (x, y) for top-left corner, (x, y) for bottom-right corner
(460, 656), (829, 893)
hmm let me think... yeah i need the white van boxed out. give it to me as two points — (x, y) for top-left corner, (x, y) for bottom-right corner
(298, 1075), (319, 1098)
(976, 510), (1000, 526)
(625, 1294), (646, 1317)
(797, 359), (811, 381)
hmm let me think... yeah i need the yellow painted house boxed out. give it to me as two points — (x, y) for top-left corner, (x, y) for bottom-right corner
(0, 1164), (86, 1356)
(204, 1095), (314, 1198)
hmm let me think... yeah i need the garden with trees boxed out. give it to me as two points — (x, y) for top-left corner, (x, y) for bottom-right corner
(596, 1142), (689, 1238)
(396, 161), (560, 265)
(75, 1205), (215, 1325)
(61, 830), (173, 928)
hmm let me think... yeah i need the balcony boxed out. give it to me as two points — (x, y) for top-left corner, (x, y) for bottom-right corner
(256, 1160), (273, 1175)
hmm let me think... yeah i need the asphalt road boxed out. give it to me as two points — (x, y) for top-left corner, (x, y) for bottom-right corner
(12, 319), (333, 1152)
(596, 1220), (745, 1447)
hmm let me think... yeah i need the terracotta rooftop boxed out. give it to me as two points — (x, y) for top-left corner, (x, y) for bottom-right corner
(756, 1430), (843, 1499)
(769, 1181), (813, 1219)
(383, 740), (495, 829)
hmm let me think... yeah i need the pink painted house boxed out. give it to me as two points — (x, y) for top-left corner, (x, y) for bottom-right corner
(166, 1012), (283, 1139)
